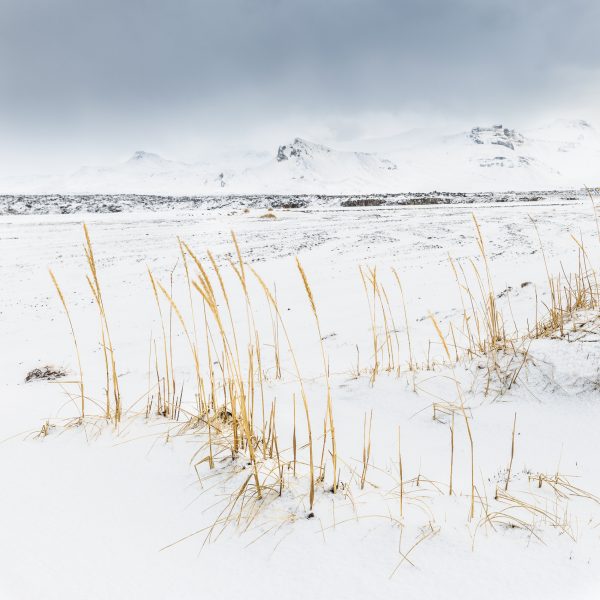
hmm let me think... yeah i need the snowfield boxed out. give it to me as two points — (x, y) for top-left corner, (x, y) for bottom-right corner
(2, 194), (600, 599)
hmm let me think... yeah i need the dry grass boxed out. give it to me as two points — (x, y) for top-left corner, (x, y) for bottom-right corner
(44, 210), (600, 546)
(83, 224), (121, 422)
(296, 257), (338, 492)
(49, 269), (84, 416)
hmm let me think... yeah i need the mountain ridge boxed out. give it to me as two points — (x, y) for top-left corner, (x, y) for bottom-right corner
(2, 120), (598, 194)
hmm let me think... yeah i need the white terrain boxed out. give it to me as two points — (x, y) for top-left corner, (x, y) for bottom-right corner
(4, 0), (599, 598)
(2, 193), (600, 599)
(2, 119), (599, 195)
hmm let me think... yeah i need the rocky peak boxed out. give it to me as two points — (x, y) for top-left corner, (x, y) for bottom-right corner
(276, 138), (330, 162)
(127, 151), (165, 164)
(469, 125), (524, 151)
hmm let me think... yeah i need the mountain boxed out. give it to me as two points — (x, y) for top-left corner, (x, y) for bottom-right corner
(1, 120), (598, 194)
(350, 120), (595, 192)
(239, 138), (399, 194)
(64, 151), (218, 195)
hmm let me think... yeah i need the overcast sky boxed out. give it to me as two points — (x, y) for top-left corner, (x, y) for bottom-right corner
(1, 0), (599, 174)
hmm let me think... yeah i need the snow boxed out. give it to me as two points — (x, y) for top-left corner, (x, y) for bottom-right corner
(2, 196), (600, 599)
(2, 119), (599, 195)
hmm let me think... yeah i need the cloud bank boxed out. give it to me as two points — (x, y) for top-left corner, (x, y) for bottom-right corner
(1, 0), (599, 173)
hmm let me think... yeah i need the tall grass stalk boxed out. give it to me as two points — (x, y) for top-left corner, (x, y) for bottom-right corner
(296, 257), (338, 493)
(49, 269), (85, 417)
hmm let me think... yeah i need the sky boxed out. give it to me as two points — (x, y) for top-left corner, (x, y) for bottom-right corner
(1, 0), (600, 175)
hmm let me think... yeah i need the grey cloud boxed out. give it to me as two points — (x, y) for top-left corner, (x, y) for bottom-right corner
(1, 0), (599, 171)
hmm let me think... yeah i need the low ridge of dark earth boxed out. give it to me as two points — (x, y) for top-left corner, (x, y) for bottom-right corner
(0, 189), (588, 215)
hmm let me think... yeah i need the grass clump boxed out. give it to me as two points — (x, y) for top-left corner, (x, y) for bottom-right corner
(42, 209), (600, 549)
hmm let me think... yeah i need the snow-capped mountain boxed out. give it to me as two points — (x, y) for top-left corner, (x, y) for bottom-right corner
(239, 138), (399, 194)
(350, 119), (597, 192)
(2, 120), (598, 194)
(64, 151), (220, 194)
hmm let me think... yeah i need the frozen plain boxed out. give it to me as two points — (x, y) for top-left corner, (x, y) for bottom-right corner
(1, 195), (600, 599)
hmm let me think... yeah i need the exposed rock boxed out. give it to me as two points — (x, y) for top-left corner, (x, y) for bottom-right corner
(25, 365), (67, 382)
(470, 125), (525, 150)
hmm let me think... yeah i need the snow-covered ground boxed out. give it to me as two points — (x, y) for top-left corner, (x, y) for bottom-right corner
(2, 196), (600, 599)
(2, 119), (599, 195)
